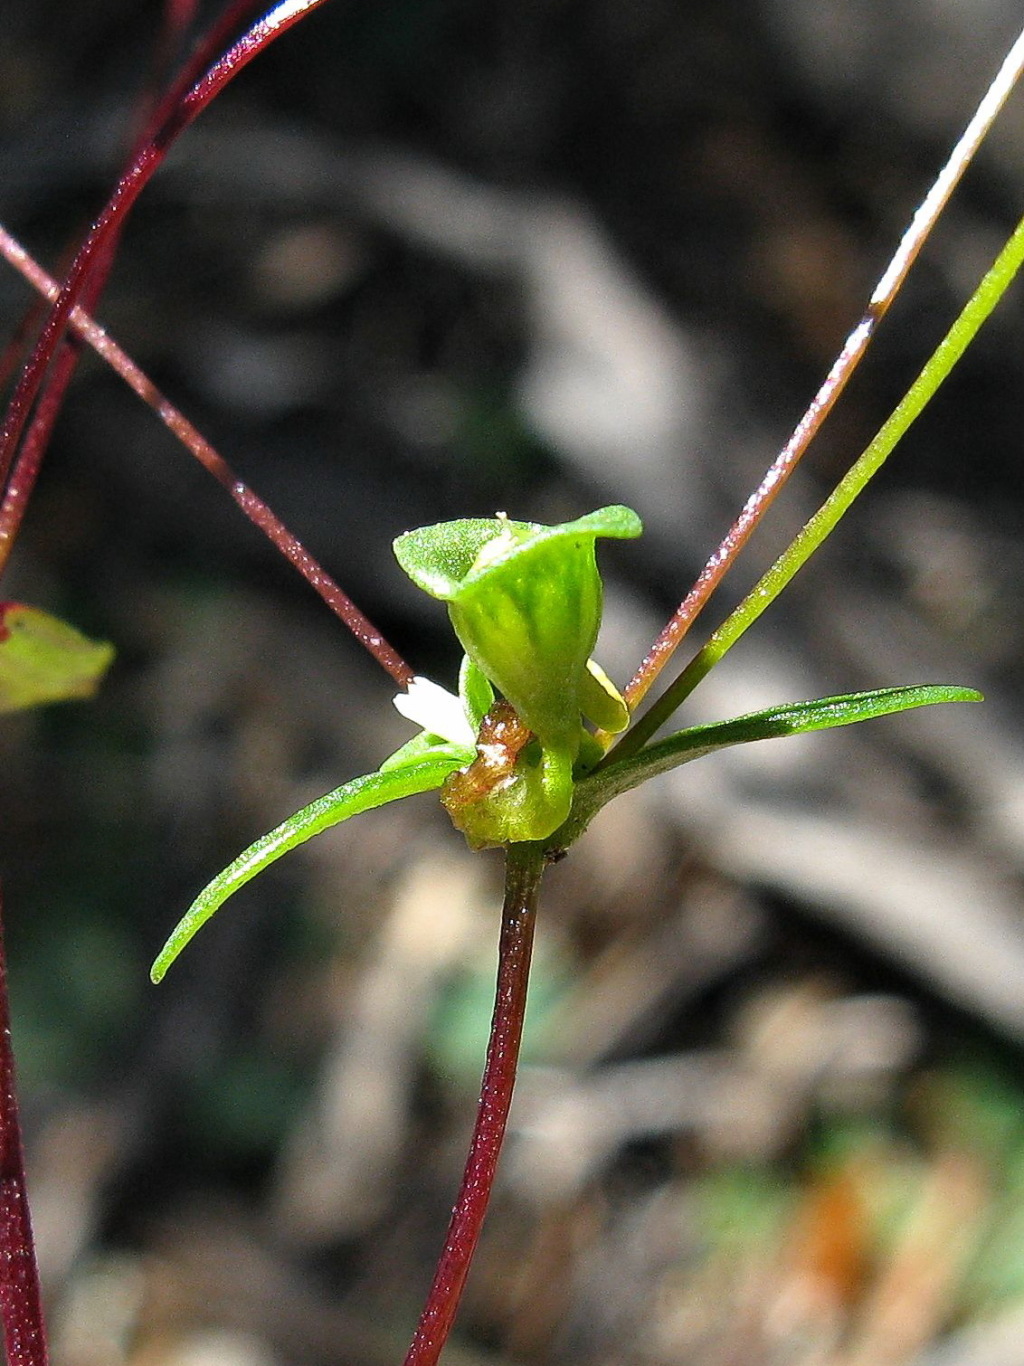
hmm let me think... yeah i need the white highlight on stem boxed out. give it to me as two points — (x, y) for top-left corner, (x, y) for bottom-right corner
(871, 21), (1024, 309)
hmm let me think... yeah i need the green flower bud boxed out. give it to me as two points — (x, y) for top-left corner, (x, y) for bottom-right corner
(394, 505), (642, 844)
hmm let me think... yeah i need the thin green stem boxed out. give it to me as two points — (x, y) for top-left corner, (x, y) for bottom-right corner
(614, 211), (1024, 760)
(403, 841), (545, 1366)
(620, 22), (1024, 716)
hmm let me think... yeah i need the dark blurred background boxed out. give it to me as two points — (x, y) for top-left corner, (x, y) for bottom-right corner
(4, 2), (1024, 1363)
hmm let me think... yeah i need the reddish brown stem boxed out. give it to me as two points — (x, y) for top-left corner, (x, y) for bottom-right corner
(623, 24), (1024, 714)
(147, 0), (272, 140)
(0, 226), (413, 687)
(0, 2), (413, 690)
(403, 842), (545, 1366)
(151, 0), (205, 94)
(0, 5), (409, 683)
(0, 0), (334, 527)
(0, 286), (49, 392)
(622, 312), (877, 711)
(0, 0), (262, 554)
(0, 890), (48, 1366)
(0, 0), (413, 687)
(235, 486), (414, 684)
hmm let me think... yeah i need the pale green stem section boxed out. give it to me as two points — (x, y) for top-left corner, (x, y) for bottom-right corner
(615, 212), (1024, 757)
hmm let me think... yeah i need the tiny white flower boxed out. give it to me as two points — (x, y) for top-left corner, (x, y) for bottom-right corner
(393, 675), (476, 748)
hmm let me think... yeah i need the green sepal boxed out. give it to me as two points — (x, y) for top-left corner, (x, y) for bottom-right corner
(555, 684), (983, 849)
(580, 659), (629, 733)
(151, 750), (466, 981)
(459, 654), (494, 733)
(394, 506), (640, 749)
(444, 738), (572, 850)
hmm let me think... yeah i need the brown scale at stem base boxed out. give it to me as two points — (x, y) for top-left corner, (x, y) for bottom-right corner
(440, 701), (534, 816)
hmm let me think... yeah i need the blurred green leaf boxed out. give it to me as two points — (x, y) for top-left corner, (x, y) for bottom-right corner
(0, 602), (114, 714)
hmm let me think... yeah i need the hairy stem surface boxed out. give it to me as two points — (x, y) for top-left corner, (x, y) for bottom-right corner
(616, 210), (1024, 757)
(403, 842), (545, 1366)
(621, 20), (1024, 714)
(0, 893), (47, 1366)
(0, 227), (412, 687)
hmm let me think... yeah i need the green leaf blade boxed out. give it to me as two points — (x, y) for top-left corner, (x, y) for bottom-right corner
(0, 602), (114, 714)
(630, 682), (981, 783)
(698, 683), (984, 745)
(559, 684), (981, 847)
(150, 753), (465, 982)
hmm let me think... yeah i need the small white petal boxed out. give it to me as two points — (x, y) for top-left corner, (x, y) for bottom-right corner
(394, 676), (476, 748)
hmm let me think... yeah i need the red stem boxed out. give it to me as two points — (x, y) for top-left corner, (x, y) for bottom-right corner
(0, 0), (412, 687)
(0, 0), (260, 549)
(403, 843), (545, 1366)
(623, 24), (1024, 713)
(0, 226), (413, 687)
(621, 311), (879, 710)
(0, 0), (334, 527)
(0, 889), (48, 1366)
(150, 0), (205, 96)
(146, 0), (273, 140)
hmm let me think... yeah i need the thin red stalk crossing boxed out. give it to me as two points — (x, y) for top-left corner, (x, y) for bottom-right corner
(0, 0), (412, 684)
(0, 0), (295, 578)
(151, 0), (205, 95)
(0, 226), (413, 687)
(0, 890), (48, 1366)
(0, 0), (334, 525)
(403, 843), (545, 1366)
(0, 286), (49, 391)
(622, 20), (1024, 715)
(147, 0), (273, 139)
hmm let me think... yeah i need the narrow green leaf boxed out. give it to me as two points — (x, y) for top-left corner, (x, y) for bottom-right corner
(0, 602), (114, 714)
(557, 684), (981, 848)
(380, 733), (474, 772)
(617, 213), (1024, 753)
(151, 753), (464, 981)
